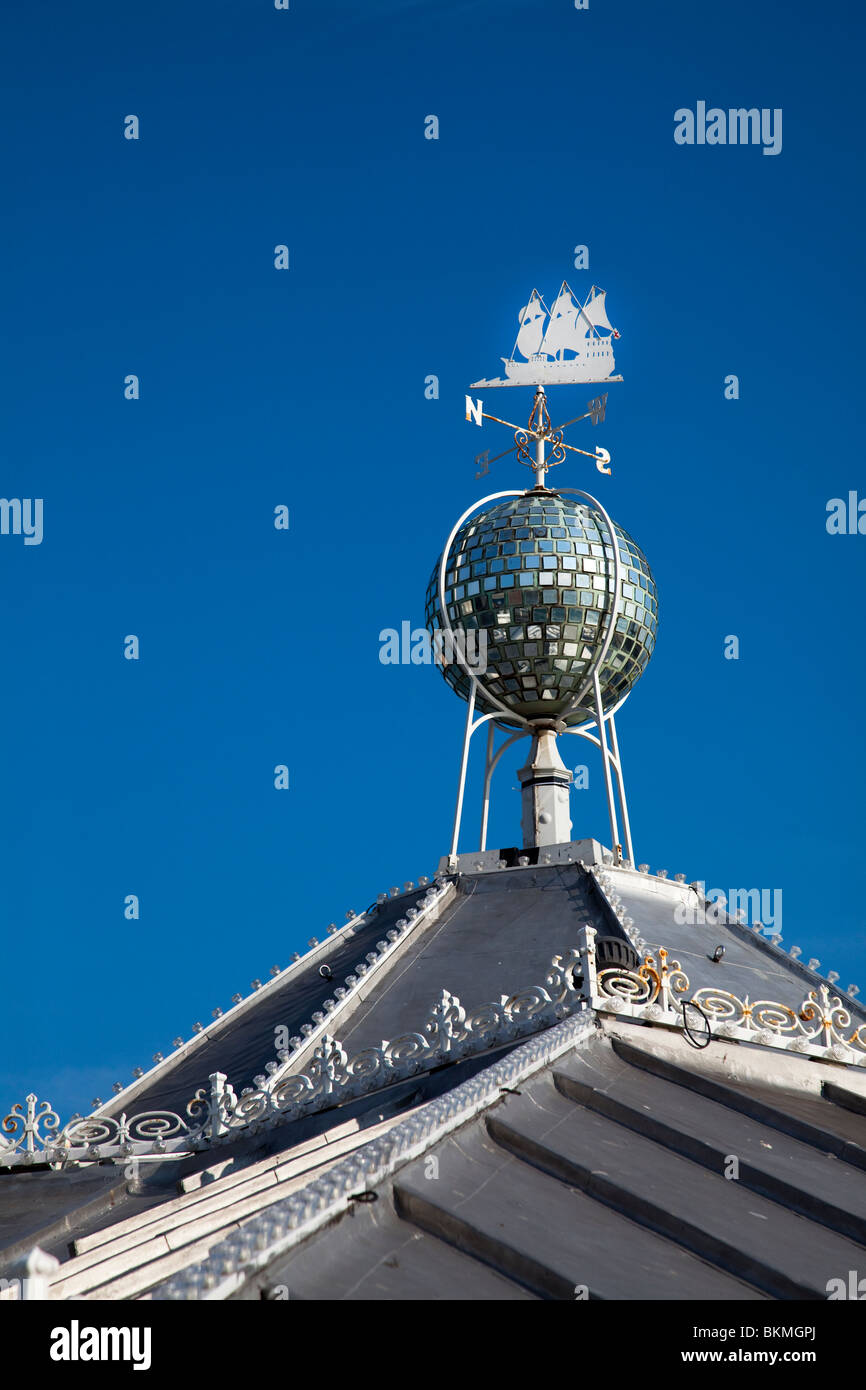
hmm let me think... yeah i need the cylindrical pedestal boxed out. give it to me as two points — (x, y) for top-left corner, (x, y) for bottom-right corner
(517, 726), (573, 848)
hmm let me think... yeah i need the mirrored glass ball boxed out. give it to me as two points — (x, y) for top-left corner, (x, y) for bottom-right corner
(424, 492), (658, 728)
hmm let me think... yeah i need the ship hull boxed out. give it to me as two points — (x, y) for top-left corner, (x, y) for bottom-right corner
(504, 351), (616, 383)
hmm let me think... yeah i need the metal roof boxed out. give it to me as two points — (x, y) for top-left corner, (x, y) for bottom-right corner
(3, 850), (866, 1301)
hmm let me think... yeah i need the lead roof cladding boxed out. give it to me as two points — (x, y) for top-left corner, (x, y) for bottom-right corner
(97, 866), (603, 1119)
(231, 1030), (866, 1302)
(602, 866), (866, 1020)
(98, 861), (865, 1125)
(97, 885), (436, 1118)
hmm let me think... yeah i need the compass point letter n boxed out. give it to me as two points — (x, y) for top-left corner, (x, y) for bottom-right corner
(465, 395), (483, 426)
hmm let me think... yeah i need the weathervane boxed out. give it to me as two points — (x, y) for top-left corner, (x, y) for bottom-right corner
(426, 270), (656, 870)
(465, 281), (621, 486)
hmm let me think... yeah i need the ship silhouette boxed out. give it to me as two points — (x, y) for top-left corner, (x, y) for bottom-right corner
(471, 281), (622, 388)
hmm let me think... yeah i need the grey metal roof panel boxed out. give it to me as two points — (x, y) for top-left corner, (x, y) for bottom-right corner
(555, 1044), (866, 1243)
(10, 855), (866, 1303)
(0, 1167), (131, 1270)
(233, 1197), (537, 1301)
(97, 864), (609, 1128)
(91, 861), (856, 1139)
(610, 1035), (866, 1165)
(210, 1028), (866, 1302)
(98, 888), (434, 1119)
(486, 1074), (861, 1300)
(392, 1122), (764, 1301)
(334, 866), (601, 1056)
(602, 869), (866, 1022)
(0, 1044), (529, 1277)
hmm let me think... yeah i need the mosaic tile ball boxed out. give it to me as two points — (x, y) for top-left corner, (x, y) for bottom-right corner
(425, 492), (658, 728)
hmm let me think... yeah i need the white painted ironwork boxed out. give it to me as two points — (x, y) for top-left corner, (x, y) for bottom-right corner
(0, 945), (591, 1170)
(443, 477), (635, 861)
(152, 1008), (602, 1301)
(6, 921), (866, 1172)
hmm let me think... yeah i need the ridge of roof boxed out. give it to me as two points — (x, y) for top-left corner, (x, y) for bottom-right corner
(594, 863), (866, 1024)
(151, 1009), (602, 1300)
(85, 878), (445, 1124)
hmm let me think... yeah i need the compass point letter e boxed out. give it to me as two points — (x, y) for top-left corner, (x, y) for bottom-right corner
(465, 395), (483, 426)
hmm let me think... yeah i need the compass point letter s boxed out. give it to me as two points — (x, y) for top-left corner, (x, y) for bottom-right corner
(465, 395), (483, 426)
(594, 447), (611, 475)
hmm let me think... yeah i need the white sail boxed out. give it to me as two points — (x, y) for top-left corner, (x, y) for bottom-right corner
(580, 288), (614, 333)
(473, 280), (622, 385)
(540, 286), (583, 358)
(516, 295), (546, 359)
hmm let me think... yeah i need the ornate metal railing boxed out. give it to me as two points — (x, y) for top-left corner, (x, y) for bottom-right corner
(586, 939), (866, 1061)
(3, 926), (865, 1170)
(0, 941), (588, 1169)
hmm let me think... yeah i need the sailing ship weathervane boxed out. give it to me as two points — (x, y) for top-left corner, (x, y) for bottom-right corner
(472, 281), (622, 389)
(433, 268), (655, 866)
(467, 279), (621, 486)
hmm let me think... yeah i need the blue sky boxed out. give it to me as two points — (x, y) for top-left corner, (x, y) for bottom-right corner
(2, 0), (864, 1117)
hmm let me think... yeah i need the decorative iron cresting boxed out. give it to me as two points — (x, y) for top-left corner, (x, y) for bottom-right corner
(4, 925), (866, 1170)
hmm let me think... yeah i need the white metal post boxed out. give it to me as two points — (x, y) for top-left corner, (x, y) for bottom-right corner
(479, 722), (495, 851)
(593, 670), (620, 855)
(449, 683), (476, 864)
(479, 727), (530, 852)
(608, 712), (635, 867)
(535, 430), (546, 488)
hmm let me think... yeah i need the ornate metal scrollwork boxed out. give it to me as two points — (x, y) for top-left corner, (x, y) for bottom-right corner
(4, 930), (866, 1171)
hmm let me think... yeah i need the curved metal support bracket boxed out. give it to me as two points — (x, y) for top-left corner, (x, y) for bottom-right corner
(441, 488), (635, 867)
(437, 490), (531, 730)
(480, 728), (531, 851)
